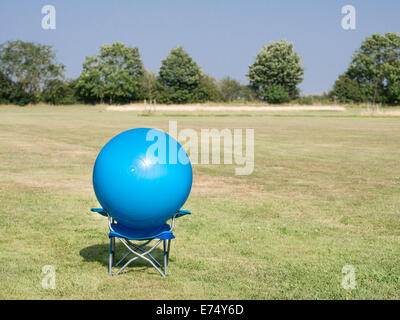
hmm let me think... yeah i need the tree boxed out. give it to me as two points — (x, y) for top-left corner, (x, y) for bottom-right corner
(76, 42), (145, 104)
(41, 79), (78, 105)
(142, 70), (157, 101)
(0, 72), (14, 104)
(195, 74), (222, 102)
(0, 40), (65, 102)
(219, 77), (242, 102)
(239, 85), (257, 101)
(388, 82), (400, 105)
(329, 73), (367, 103)
(156, 46), (202, 104)
(0, 71), (30, 106)
(247, 40), (304, 103)
(330, 32), (400, 105)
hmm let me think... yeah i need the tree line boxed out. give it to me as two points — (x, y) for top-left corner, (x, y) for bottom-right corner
(0, 32), (399, 106)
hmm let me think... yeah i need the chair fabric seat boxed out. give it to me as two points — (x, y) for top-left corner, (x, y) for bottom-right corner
(109, 222), (175, 240)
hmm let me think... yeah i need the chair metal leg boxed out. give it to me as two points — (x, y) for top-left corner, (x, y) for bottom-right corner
(108, 237), (173, 277)
(117, 238), (166, 277)
(127, 240), (161, 267)
(163, 240), (167, 276)
(114, 240), (161, 268)
(115, 251), (131, 267)
(166, 239), (172, 266)
(109, 237), (114, 275)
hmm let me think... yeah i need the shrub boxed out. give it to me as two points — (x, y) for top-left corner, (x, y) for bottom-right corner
(259, 85), (291, 104)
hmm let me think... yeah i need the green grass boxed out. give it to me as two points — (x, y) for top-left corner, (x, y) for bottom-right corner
(0, 104), (399, 299)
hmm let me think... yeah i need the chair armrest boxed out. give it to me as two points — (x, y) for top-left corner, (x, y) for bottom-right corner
(168, 210), (191, 231)
(175, 209), (192, 218)
(91, 207), (108, 217)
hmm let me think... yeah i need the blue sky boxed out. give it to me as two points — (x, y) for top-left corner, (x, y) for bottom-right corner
(0, 0), (399, 94)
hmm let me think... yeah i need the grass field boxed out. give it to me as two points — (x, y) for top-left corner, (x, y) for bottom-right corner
(0, 104), (399, 299)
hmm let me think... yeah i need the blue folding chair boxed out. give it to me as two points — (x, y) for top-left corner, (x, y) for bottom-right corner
(91, 208), (191, 277)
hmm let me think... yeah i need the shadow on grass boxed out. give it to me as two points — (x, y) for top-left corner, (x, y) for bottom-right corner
(79, 242), (173, 275)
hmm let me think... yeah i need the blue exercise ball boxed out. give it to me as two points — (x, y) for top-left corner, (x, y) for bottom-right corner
(93, 128), (192, 235)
